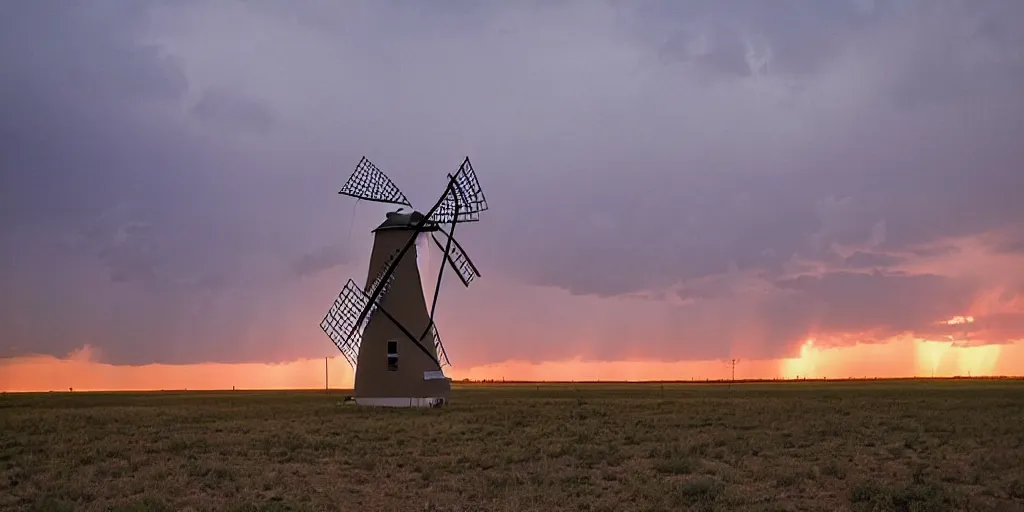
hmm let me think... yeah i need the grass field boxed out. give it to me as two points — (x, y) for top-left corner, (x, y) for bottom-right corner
(2, 380), (1023, 512)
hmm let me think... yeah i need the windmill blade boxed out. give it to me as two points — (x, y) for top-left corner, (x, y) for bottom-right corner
(321, 251), (402, 370)
(428, 186), (464, 225)
(321, 268), (444, 370)
(428, 323), (451, 368)
(419, 214), (460, 344)
(326, 247), (444, 369)
(338, 156), (414, 207)
(363, 249), (401, 295)
(430, 227), (480, 287)
(346, 249), (403, 344)
(320, 279), (372, 369)
(451, 156), (488, 213)
(429, 157), (488, 224)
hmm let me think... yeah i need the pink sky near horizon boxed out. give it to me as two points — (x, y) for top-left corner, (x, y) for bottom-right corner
(2, 338), (1021, 393)
(4, 237), (1022, 394)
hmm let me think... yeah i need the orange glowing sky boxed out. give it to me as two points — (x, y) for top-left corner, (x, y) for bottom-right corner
(3, 337), (1022, 392)
(4, 234), (1024, 392)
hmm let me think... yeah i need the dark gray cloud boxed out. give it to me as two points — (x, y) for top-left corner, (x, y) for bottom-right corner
(843, 251), (907, 270)
(648, 0), (887, 77)
(772, 272), (975, 335)
(191, 88), (277, 133)
(2, 0), (1024, 366)
(292, 245), (355, 278)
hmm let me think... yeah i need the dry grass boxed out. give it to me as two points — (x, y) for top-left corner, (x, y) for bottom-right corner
(2, 379), (1023, 511)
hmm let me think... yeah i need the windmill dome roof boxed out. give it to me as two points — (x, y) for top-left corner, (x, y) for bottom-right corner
(373, 209), (439, 232)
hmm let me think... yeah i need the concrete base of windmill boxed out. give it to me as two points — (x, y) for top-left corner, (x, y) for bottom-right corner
(355, 396), (448, 408)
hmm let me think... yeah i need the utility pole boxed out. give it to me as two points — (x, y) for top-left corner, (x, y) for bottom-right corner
(325, 357), (329, 394)
(729, 358), (740, 382)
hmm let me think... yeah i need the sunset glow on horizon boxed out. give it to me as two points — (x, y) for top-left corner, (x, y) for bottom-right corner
(3, 338), (1022, 393)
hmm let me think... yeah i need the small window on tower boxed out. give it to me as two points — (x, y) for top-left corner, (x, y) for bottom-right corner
(387, 340), (398, 371)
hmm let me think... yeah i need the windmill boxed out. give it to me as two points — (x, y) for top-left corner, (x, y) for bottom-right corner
(319, 156), (488, 407)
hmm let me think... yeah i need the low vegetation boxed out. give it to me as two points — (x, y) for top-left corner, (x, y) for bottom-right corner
(2, 379), (1023, 511)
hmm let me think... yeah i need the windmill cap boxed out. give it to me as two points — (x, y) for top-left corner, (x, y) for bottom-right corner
(373, 209), (440, 232)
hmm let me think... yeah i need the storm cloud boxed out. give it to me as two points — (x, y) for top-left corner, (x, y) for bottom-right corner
(2, 0), (1023, 366)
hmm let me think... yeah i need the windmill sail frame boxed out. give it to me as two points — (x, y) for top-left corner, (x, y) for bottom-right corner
(417, 158), (489, 347)
(430, 225), (481, 287)
(429, 157), (489, 224)
(338, 156), (414, 206)
(320, 279), (372, 368)
(321, 249), (444, 369)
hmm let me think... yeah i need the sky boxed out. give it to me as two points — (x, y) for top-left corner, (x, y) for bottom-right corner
(3, 0), (1024, 391)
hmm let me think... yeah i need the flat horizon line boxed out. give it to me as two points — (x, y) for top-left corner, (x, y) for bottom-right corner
(3, 375), (1023, 394)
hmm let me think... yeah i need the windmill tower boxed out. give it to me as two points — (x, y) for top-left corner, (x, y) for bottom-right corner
(320, 156), (488, 407)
